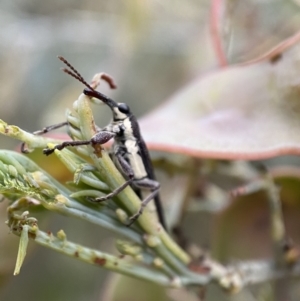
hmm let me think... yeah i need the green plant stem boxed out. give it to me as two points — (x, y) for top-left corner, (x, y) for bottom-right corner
(0, 120), (62, 150)
(15, 224), (177, 287)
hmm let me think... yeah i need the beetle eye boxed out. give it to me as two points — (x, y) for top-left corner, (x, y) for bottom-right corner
(118, 103), (130, 114)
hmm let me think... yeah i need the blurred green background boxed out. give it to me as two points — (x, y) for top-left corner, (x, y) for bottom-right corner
(0, 0), (215, 151)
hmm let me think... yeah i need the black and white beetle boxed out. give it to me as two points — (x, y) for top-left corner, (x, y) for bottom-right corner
(43, 57), (167, 230)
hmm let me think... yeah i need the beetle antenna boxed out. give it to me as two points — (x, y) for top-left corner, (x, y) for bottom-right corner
(58, 56), (84, 81)
(62, 67), (95, 90)
(58, 56), (117, 90)
(58, 56), (95, 91)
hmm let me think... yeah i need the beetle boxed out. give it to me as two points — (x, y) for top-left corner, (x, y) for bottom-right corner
(43, 57), (167, 230)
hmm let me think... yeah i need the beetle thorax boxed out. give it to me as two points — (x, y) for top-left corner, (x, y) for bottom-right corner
(113, 107), (127, 120)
